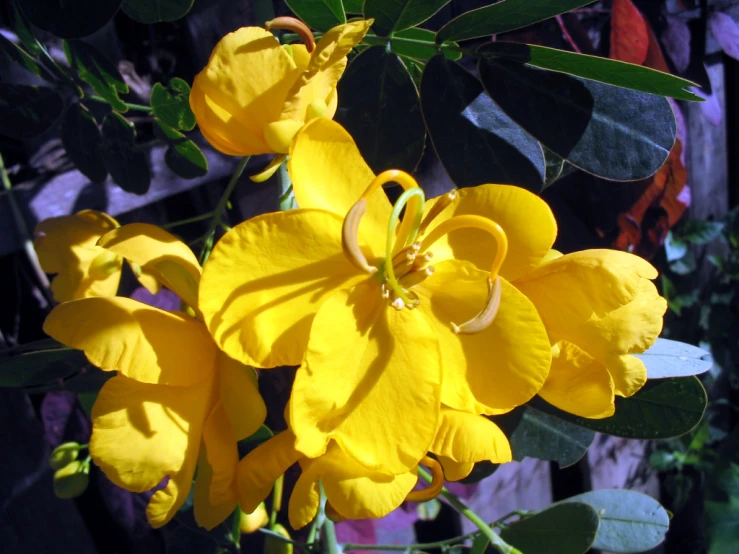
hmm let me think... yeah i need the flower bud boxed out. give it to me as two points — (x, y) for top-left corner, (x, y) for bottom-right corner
(240, 502), (269, 534)
(48, 442), (80, 471)
(265, 523), (293, 554)
(53, 460), (89, 499)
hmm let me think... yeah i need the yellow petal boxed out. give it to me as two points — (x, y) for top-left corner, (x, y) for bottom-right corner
(218, 352), (266, 440)
(200, 209), (363, 368)
(606, 353), (648, 398)
(202, 402), (239, 507)
(90, 375), (210, 502)
(515, 250), (666, 382)
(98, 223), (201, 312)
(288, 118), (388, 252)
(290, 283), (442, 474)
(193, 446), (238, 530)
(44, 297), (216, 386)
(422, 185), (557, 281)
(147, 456), (198, 528)
(236, 431), (301, 514)
(34, 210), (122, 301)
(437, 456), (474, 482)
(418, 261), (551, 415)
(191, 27), (300, 156)
(431, 407), (512, 464)
(288, 464), (321, 530)
(540, 342), (615, 419)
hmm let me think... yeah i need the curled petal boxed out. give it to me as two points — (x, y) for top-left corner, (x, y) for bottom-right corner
(431, 407), (512, 464)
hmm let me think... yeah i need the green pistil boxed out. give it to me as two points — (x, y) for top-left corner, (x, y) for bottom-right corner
(385, 187), (425, 306)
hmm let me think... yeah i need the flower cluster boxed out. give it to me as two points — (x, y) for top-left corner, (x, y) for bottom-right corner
(35, 18), (666, 533)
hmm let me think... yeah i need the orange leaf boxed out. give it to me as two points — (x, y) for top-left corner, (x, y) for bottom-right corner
(610, 0), (649, 64)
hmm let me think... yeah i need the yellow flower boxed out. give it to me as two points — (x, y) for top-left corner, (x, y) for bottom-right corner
(42, 224), (266, 529)
(199, 118), (551, 475)
(34, 210), (159, 302)
(190, 18), (372, 158)
(235, 407), (511, 528)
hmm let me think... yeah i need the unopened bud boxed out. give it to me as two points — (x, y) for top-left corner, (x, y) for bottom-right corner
(53, 460), (89, 499)
(49, 442), (80, 471)
(265, 523), (293, 554)
(240, 502), (269, 534)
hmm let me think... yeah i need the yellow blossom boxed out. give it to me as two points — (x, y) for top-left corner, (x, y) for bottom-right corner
(235, 407), (511, 528)
(190, 18), (372, 158)
(34, 210), (159, 302)
(199, 118), (551, 475)
(42, 224), (266, 529)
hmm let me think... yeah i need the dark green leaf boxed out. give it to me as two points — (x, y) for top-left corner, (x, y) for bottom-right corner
(0, 34), (42, 77)
(0, 84), (63, 139)
(565, 490), (669, 552)
(122, 0), (194, 23)
(479, 42), (701, 102)
(478, 58), (676, 181)
(470, 534), (490, 554)
(707, 499), (739, 554)
(636, 338), (713, 379)
(61, 103), (108, 183)
(151, 78), (196, 131)
(365, 0), (450, 36)
(421, 56), (545, 190)
(497, 406), (594, 468)
(19, 0), (122, 39)
(154, 120), (208, 179)
(165, 523), (224, 554)
(64, 40), (129, 113)
(664, 231), (688, 262)
(437, 0), (593, 43)
(0, 339), (87, 387)
(10, 1), (44, 56)
(680, 219), (725, 245)
(543, 145), (567, 187)
(285, 0), (346, 31)
(531, 377), (707, 439)
(101, 112), (151, 194)
(343, 0), (363, 13)
(498, 502), (600, 554)
(670, 249), (696, 275)
(364, 28), (462, 61)
(336, 46), (425, 173)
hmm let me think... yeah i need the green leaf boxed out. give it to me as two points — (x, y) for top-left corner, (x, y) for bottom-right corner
(0, 33), (42, 77)
(478, 42), (701, 102)
(478, 58), (676, 181)
(498, 502), (600, 554)
(707, 498), (739, 554)
(0, 84), (64, 139)
(495, 406), (595, 468)
(531, 376), (707, 439)
(64, 40), (129, 113)
(543, 145), (567, 187)
(61, 103), (108, 183)
(10, 1), (44, 56)
(285, 0), (346, 31)
(101, 112), (151, 194)
(335, 46), (425, 173)
(437, 0), (594, 43)
(416, 499), (442, 521)
(564, 490), (669, 552)
(165, 523), (224, 554)
(421, 56), (545, 190)
(19, 0), (122, 39)
(636, 338), (713, 379)
(343, 0), (363, 13)
(364, 28), (462, 61)
(121, 0), (194, 23)
(151, 78), (196, 131)
(664, 231), (688, 262)
(364, 0), (450, 36)
(154, 119), (208, 179)
(679, 219), (725, 245)
(0, 339), (88, 387)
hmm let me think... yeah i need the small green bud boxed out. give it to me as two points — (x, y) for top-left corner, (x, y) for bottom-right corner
(49, 442), (80, 471)
(240, 502), (269, 534)
(265, 523), (293, 554)
(53, 460), (89, 499)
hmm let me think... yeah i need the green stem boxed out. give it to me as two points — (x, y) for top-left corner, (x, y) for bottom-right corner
(258, 528), (309, 548)
(230, 506), (242, 551)
(362, 34), (474, 56)
(0, 153), (53, 304)
(162, 212), (215, 229)
(87, 95), (153, 112)
(269, 475), (283, 529)
(322, 519), (341, 554)
(418, 468), (522, 554)
(199, 157), (250, 265)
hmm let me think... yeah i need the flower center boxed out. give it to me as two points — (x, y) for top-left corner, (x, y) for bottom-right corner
(341, 170), (509, 334)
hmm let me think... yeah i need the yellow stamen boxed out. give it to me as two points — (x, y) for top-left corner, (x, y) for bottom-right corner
(451, 276), (502, 334)
(341, 199), (376, 274)
(249, 154), (287, 183)
(418, 189), (458, 235)
(406, 456), (444, 503)
(264, 17), (315, 52)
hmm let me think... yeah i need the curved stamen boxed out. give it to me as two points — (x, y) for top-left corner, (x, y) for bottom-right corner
(451, 276), (502, 334)
(418, 189), (458, 236)
(406, 456), (444, 503)
(385, 188), (425, 306)
(264, 17), (316, 52)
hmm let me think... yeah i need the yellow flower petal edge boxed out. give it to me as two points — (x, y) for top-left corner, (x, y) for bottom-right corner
(431, 407), (512, 465)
